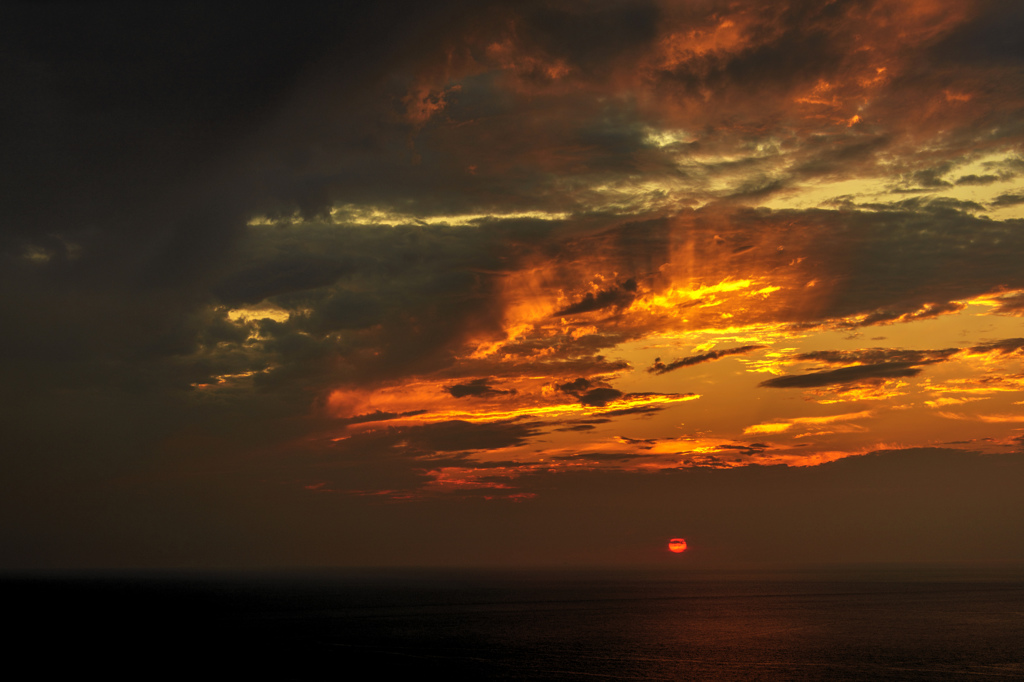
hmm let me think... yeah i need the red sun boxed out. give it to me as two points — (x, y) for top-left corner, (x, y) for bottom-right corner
(668, 538), (687, 553)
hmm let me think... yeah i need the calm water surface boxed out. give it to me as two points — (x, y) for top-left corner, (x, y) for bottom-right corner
(6, 569), (1023, 680)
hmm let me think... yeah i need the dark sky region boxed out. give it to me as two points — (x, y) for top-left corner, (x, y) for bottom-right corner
(2, 0), (1023, 570)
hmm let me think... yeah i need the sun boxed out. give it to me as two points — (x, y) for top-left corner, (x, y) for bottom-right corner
(668, 538), (687, 553)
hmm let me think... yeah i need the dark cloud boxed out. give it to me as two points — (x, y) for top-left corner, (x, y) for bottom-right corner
(791, 135), (892, 180)
(557, 378), (593, 396)
(5, 0), (1021, 407)
(550, 418), (611, 433)
(715, 443), (770, 456)
(553, 424), (597, 432)
(992, 292), (1024, 314)
(337, 420), (539, 456)
(927, 0), (1024, 65)
(495, 329), (628, 360)
(446, 378), (515, 398)
(214, 256), (357, 306)
(0, 2), (494, 268)
(550, 452), (643, 463)
(653, 1), (851, 100)
(724, 177), (790, 201)
(857, 197), (985, 214)
(617, 436), (658, 449)
(556, 380), (688, 414)
(794, 348), (959, 365)
(524, 3), (659, 69)
(675, 453), (734, 469)
(0, 2), (515, 398)
(955, 174), (1001, 185)
(444, 357), (633, 388)
(336, 410), (428, 426)
(907, 168), (953, 189)
(579, 388), (624, 407)
(857, 301), (969, 327)
(991, 193), (1024, 207)
(649, 345), (763, 374)
(969, 338), (1024, 355)
(213, 222), (521, 388)
(555, 279), (638, 316)
(551, 382), (692, 413)
(760, 362), (926, 389)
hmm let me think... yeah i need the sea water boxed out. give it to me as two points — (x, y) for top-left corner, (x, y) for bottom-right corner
(6, 568), (1023, 679)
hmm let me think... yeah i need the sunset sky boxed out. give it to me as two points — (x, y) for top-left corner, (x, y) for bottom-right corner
(3, 0), (1023, 570)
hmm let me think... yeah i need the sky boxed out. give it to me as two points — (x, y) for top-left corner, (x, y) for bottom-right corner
(2, 0), (1023, 570)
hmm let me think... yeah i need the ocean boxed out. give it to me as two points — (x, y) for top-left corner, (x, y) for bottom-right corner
(5, 568), (1023, 679)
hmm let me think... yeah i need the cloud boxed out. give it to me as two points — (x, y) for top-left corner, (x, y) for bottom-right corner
(7, 0), (1024, 403)
(557, 378), (595, 396)
(992, 292), (1024, 314)
(649, 345), (763, 374)
(579, 388), (624, 407)
(446, 378), (515, 398)
(550, 452), (644, 463)
(968, 338), (1024, 355)
(336, 409), (429, 426)
(743, 410), (873, 435)
(520, 2), (660, 74)
(760, 362), (927, 389)
(338, 419), (541, 457)
(555, 279), (638, 316)
(857, 301), (969, 327)
(793, 348), (959, 365)
(553, 424), (598, 432)
(214, 255), (357, 307)
(908, 167), (954, 189)
(990, 193), (1024, 207)
(955, 174), (1001, 185)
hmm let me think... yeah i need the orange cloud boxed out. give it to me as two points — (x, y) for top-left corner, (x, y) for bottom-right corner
(744, 410), (874, 435)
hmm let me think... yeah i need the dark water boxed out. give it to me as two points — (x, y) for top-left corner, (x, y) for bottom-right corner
(5, 569), (1023, 679)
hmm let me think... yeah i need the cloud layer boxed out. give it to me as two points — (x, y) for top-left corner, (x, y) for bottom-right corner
(2, 0), (1023, 568)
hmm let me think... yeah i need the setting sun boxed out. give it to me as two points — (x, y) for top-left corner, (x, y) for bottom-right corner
(668, 538), (688, 554)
